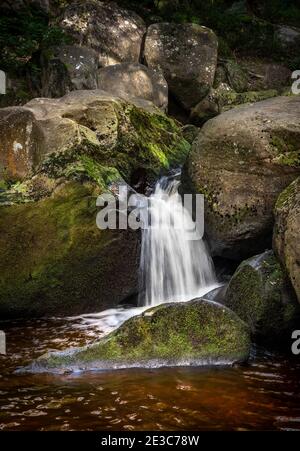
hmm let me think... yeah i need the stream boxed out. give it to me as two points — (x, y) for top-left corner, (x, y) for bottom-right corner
(0, 314), (300, 431)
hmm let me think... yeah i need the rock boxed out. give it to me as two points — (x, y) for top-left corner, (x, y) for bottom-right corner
(31, 299), (251, 371)
(0, 90), (190, 183)
(221, 59), (249, 92)
(144, 23), (218, 110)
(181, 124), (199, 145)
(241, 58), (292, 91)
(59, 0), (146, 67)
(0, 91), (190, 317)
(97, 63), (168, 111)
(273, 178), (300, 304)
(0, 181), (140, 318)
(42, 45), (99, 97)
(275, 25), (300, 54)
(185, 95), (300, 260)
(225, 251), (300, 345)
(0, 0), (49, 13)
(190, 83), (278, 125)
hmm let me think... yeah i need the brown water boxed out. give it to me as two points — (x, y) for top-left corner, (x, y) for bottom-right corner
(0, 314), (300, 431)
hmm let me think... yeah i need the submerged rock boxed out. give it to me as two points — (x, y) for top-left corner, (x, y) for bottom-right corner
(273, 178), (300, 304)
(225, 251), (300, 345)
(30, 299), (251, 372)
(144, 23), (218, 110)
(185, 95), (300, 260)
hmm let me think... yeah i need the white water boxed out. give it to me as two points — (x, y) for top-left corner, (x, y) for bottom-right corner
(138, 175), (217, 306)
(69, 174), (218, 334)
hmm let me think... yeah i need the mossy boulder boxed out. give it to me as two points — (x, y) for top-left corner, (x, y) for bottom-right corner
(225, 251), (300, 345)
(190, 83), (278, 125)
(273, 178), (300, 304)
(0, 91), (190, 318)
(184, 95), (300, 260)
(0, 181), (140, 318)
(31, 299), (251, 372)
(0, 90), (190, 185)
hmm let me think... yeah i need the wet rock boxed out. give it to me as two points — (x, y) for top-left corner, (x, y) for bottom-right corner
(31, 299), (251, 371)
(0, 181), (140, 318)
(225, 251), (300, 345)
(144, 22), (218, 110)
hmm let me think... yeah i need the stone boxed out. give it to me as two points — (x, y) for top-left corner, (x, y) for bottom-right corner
(59, 0), (146, 67)
(144, 22), (218, 110)
(30, 299), (251, 372)
(273, 178), (300, 304)
(97, 63), (168, 110)
(185, 95), (300, 260)
(225, 251), (300, 344)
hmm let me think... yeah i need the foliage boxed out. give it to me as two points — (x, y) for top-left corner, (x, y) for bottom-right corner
(0, 5), (69, 77)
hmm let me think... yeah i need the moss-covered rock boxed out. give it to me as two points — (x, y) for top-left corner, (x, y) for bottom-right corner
(0, 90), (190, 186)
(190, 83), (278, 125)
(30, 299), (251, 372)
(225, 251), (300, 345)
(0, 181), (140, 318)
(0, 90), (190, 318)
(184, 95), (300, 260)
(273, 178), (300, 304)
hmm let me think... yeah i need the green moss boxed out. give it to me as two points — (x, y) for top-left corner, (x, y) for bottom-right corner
(275, 177), (299, 210)
(225, 251), (300, 345)
(270, 135), (300, 168)
(0, 181), (139, 317)
(33, 299), (251, 371)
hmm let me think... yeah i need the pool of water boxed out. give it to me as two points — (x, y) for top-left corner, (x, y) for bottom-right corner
(0, 312), (300, 431)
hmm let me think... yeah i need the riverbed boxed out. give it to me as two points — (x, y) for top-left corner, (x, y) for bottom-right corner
(0, 312), (299, 431)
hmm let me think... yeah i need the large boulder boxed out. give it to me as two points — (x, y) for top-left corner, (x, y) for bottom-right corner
(225, 251), (300, 345)
(30, 299), (251, 372)
(59, 0), (146, 67)
(0, 90), (190, 183)
(0, 90), (190, 318)
(190, 83), (278, 125)
(273, 178), (300, 304)
(144, 23), (218, 110)
(0, 181), (140, 318)
(185, 95), (300, 260)
(97, 63), (168, 111)
(41, 45), (99, 98)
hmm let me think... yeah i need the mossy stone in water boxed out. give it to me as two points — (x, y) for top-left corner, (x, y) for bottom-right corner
(225, 251), (300, 345)
(32, 299), (251, 372)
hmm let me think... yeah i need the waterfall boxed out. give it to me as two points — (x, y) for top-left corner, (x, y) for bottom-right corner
(138, 174), (217, 306)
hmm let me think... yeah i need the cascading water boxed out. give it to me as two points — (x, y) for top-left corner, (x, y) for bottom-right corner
(71, 172), (218, 333)
(138, 174), (217, 306)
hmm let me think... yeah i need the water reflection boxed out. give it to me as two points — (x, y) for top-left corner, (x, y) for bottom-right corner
(0, 316), (299, 431)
